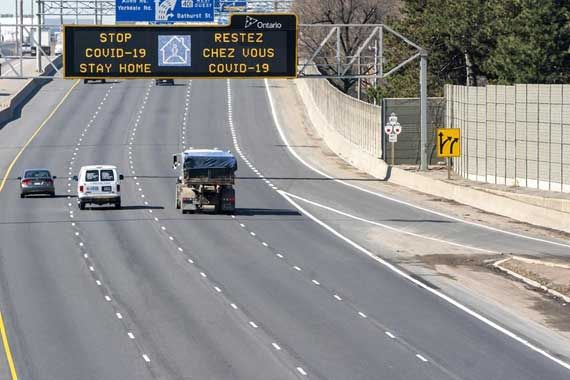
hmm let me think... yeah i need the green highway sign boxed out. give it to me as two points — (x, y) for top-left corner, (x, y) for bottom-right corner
(63, 14), (298, 79)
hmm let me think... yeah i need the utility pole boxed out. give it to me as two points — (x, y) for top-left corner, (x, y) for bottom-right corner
(420, 51), (428, 171)
(36, 0), (42, 71)
(20, 0), (24, 74)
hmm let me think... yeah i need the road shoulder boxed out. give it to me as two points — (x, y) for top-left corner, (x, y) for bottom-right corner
(268, 78), (570, 361)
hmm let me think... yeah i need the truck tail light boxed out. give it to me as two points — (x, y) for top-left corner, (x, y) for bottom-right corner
(79, 185), (84, 193)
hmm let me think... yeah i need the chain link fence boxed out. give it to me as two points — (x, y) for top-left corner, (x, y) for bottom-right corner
(446, 84), (570, 193)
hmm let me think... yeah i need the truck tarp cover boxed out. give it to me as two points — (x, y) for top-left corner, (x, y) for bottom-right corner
(183, 150), (237, 171)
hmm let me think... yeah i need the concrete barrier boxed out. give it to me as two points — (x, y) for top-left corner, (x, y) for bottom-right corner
(0, 55), (62, 126)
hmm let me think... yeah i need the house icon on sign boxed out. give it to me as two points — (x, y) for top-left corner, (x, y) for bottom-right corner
(158, 35), (192, 67)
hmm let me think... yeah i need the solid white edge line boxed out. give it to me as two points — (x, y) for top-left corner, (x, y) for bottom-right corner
(277, 190), (570, 371)
(263, 79), (570, 250)
(282, 191), (494, 254)
(416, 354), (429, 362)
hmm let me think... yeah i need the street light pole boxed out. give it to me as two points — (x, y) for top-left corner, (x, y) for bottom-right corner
(420, 51), (428, 171)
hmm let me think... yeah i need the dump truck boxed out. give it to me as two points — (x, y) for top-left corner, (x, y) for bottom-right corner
(173, 149), (237, 214)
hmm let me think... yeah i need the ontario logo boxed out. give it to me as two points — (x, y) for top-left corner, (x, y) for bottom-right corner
(244, 15), (282, 29)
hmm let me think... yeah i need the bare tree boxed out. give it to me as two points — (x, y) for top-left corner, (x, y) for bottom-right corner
(294, 0), (401, 93)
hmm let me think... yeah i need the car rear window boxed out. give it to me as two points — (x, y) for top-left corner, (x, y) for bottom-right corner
(24, 170), (50, 178)
(85, 170), (99, 182)
(101, 170), (114, 181)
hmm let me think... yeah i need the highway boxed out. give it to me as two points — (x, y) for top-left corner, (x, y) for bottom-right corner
(0, 77), (569, 380)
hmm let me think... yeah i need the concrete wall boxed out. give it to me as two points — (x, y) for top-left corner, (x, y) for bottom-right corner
(296, 71), (382, 158)
(446, 84), (570, 193)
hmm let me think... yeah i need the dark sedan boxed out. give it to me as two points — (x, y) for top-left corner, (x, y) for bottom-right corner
(18, 169), (56, 198)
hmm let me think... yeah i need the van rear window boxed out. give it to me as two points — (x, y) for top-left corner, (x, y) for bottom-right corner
(85, 170), (99, 182)
(101, 170), (114, 181)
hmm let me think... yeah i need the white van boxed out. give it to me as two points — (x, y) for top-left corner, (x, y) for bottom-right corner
(74, 165), (124, 210)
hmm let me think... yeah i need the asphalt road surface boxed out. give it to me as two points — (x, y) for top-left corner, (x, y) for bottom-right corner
(0, 78), (569, 380)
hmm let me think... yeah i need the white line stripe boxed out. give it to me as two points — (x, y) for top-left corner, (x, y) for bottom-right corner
(105, 295), (112, 302)
(312, 279), (320, 285)
(230, 303), (238, 310)
(358, 311), (367, 318)
(272, 343), (281, 350)
(264, 79), (570, 250)
(278, 191), (570, 371)
(282, 191), (494, 254)
(249, 321), (258, 328)
(416, 354), (428, 362)
(293, 266), (302, 271)
(385, 331), (396, 339)
(142, 354), (150, 363)
(128, 332), (135, 339)
(200, 272), (207, 278)
(116, 313), (123, 319)
(276, 253), (284, 259)
(333, 294), (342, 301)
(296, 367), (307, 376)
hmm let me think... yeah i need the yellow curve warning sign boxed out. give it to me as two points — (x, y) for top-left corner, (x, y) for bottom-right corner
(436, 128), (461, 158)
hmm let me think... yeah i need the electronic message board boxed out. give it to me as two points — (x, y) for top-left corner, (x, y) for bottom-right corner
(64, 14), (297, 79)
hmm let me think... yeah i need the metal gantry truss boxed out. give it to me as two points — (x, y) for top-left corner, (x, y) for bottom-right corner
(298, 23), (429, 170)
(1, 1), (429, 169)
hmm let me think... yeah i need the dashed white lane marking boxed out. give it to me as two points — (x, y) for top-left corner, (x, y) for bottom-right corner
(272, 343), (281, 351)
(416, 354), (429, 363)
(200, 272), (207, 278)
(240, 223), (245, 228)
(105, 295), (112, 302)
(249, 321), (258, 329)
(333, 294), (342, 301)
(385, 331), (396, 339)
(116, 312), (123, 320)
(296, 367), (307, 376)
(128, 331), (135, 339)
(187, 258), (194, 264)
(142, 354), (151, 363)
(230, 303), (238, 310)
(161, 226), (166, 231)
(250, 232), (256, 236)
(276, 253), (284, 259)
(214, 286), (222, 293)
(311, 280), (320, 286)
(261, 242), (268, 247)
(89, 266), (95, 272)
(178, 247), (184, 252)
(96, 280), (102, 286)
(358, 311), (367, 319)
(293, 266), (302, 271)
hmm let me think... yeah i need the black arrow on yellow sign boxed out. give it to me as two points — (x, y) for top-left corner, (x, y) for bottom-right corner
(438, 132), (452, 155)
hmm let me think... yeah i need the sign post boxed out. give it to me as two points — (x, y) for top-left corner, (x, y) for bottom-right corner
(436, 128), (461, 179)
(384, 112), (402, 166)
(63, 14), (298, 79)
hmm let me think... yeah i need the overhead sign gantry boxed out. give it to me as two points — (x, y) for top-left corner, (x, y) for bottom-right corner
(63, 14), (297, 79)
